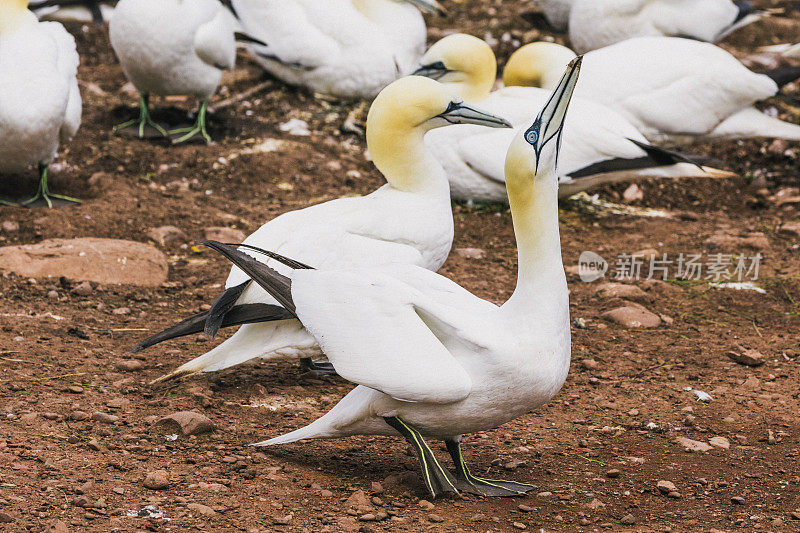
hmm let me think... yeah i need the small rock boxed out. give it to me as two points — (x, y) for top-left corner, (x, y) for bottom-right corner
(727, 346), (765, 367)
(581, 358), (598, 370)
(471, 514), (485, 522)
(71, 281), (93, 296)
(512, 522), (527, 530)
(778, 221), (800, 239)
(620, 514), (636, 525)
(47, 290), (59, 299)
(789, 510), (800, 520)
(345, 490), (372, 513)
(428, 514), (444, 523)
(1, 220), (19, 232)
(187, 503), (216, 516)
(370, 481), (383, 494)
(667, 491), (682, 499)
(656, 480), (677, 494)
(708, 436), (730, 449)
(112, 307), (130, 315)
(147, 226), (188, 247)
(418, 500), (435, 511)
(622, 183), (643, 203)
(454, 247), (486, 260)
(595, 283), (650, 301)
(114, 359), (144, 372)
(602, 304), (662, 328)
(606, 469), (621, 478)
(48, 521), (69, 533)
(204, 227), (246, 243)
(518, 504), (533, 512)
(69, 411), (89, 421)
(675, 437), (713, 452)
(156, 411), (215, 436)
(91, 412), (119, 424)
(87, 439), (102, 451)
(731, 496), (746, 505)
(143, 470), (170, 490)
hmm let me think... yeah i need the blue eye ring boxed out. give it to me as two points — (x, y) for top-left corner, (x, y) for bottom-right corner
(525, 130), (539, 145)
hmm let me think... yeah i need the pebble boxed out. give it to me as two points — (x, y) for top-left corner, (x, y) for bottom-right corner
(204, 227), (247, 243)
(147, 226), (188, 247)
(66, 386), (84, 394)
(789, 511), (800, 520)
(143, 470), (170, 490)
(114, 358), (144, 372)
(601, 304), (662, 328)
(708, 436), (730, 449)
(471, 514), (485, 522)
(49, 520), (69, 532)
(518, 504), (533, 512)
(359, 513), (376, 522)
(112, 307), (130, 315)
(512, 522), (527, 530)
(1, 220), (19, 232)
(418, 500), (435, 511)
(727, 346), (766, 367)
(69, 411), (89, 421)
(594, 283), (649, 301)
(91, 412), (119, 424)
(47, 290), (59, 299)
(731, 496), (746, 505)
(370, 481), (383, 494)
(656, 480), (677, 494)
(156, 411), (215, 436)
(622, 183), (643, 203)
(345, 490), (372, 513)
(71, 281), (94, 296)
(675, 437), (713, 452)
(581, 358), (598, 370)
(428, 514), (444, 523)
(606, 469), (621, 478)
(187, 503), (216, 517)
(454, 247), (486, 260)
(620, 514), (636, 525)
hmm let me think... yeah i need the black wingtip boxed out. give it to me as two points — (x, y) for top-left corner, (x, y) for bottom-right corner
(733, 0), (756, 22)
(764, 65), (800, 89)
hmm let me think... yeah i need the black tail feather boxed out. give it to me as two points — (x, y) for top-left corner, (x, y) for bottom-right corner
(131, 303), (295, 353)
(765, 65), (800, 89)
(204, 281), (249, 338)
(199, 240), (298, 313)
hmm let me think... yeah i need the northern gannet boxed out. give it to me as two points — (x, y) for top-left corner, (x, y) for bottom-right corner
(414, 34), (731, 203)
(109, 0), (241, 143)
(199, 57), (581, 498)
(0, 0), (82, 208)
(567, 0), (761, 54)
(229, 0), (442, 99)
(31, 0), (115, 23)
(505, 38), (800, 142)
(133, 76), (512, 381)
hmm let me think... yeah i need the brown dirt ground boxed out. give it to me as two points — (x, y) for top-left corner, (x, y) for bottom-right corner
(1, 1), (800, 531)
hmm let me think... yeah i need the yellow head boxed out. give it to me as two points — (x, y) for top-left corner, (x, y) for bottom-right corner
(412, 33), (497, 102)
(503, 42), (577, 91)
(0, 0), (30, 33)
(366, 76), (511, 191)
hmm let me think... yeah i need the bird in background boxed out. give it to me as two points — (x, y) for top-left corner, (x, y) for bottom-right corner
(229, 0), (443, 99)
(109, 0), (250, 144)
(0, 0), (82, 208)
(197, 56), (581, 498)
(30, 0), (115, 24)
(551, 0), (762, 54)
(132, 76), (512, 383)
(504, 38), (800, 142)
(414, 34), (734, 204)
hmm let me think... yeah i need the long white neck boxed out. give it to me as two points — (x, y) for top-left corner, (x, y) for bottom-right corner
(367, 125), (451, 198)
(503, 169), (568, 316)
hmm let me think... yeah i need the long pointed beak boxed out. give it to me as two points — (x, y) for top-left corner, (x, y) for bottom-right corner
(412, 62), (451, 80)
(403, 0), (446, 16)
(438, 102), (513, 129)
(532, 56), (582, 151)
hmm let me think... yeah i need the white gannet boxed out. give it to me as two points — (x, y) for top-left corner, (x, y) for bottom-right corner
(0, 0), (82, 208)
(505, 38), (800, 142)
(199, 57), (581, 499)
(413, 34), (731, 203)
(567, 0), (761, 54)
(537, 0), (574, 31)
(31, 0), (114, 24)
(229, 0), (442, 99)
(109, 0), (241, 143)
(132, 76), (512, 381)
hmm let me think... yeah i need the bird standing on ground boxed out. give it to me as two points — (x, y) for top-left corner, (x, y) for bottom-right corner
(198, 57), (581, 499)
(567, 0), (761, 54)
(414, 34), (733, 203)
(0, 0), (81, 208)
(133, 76), (512, 382)
(109, 0), (239, 144)
(229, 0), (442, 99)
(504, 38), (800, 142)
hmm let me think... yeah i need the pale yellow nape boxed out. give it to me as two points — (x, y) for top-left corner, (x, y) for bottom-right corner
(0, 0), (30, 33)
(503, 42), (577, 91)
(503, 130), (539, 208)
(422, 33), (497, 102)
(366, 76), (455, 192)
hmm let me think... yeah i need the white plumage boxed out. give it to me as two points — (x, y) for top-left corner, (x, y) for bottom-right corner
(538, 0), (574, 31)
(31, 1), (114, 23)
(0, 3), (81, 206)
(230, 0), (433, 98)
(142, 76), (511, 381)
(109, 0), (238, 142)
(204, 60), (581, 498)
(568, 0), (760, 53)
(416, 34), (733, 203)
(508, 38), (800, 142)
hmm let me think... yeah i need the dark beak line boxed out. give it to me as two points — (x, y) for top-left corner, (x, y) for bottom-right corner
(437, 102), (513, 129)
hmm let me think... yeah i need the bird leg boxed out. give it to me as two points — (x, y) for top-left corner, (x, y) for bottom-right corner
(20, 164), (81, 209)
(169, 101), (212, 144)
(86, 0), (103, 23)
(299, 357), (337, 376)
(445, 438), (536, 497)
(114, 93), (168, 139)
(383, 417), (459, 498)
